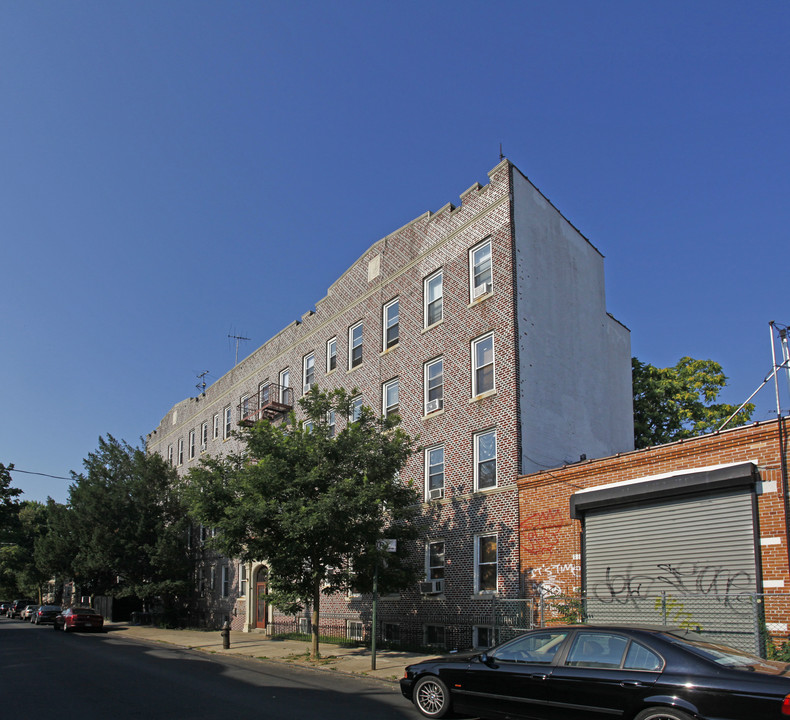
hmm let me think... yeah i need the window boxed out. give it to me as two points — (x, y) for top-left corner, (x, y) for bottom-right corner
(565, 632), (631, 669)
(350, 395), (363, 422)
(240, 394), (251, 421)
(347, 620), (364, 641)
(223, 405), (232, 439)
(188, 430), (196, 459)
(349, 321), (363, 369)
(279, 369), (290, 403)
(424, 625), (446, 647)
(177, 438), (184, 466)
(303, 353), (315, 394)
(470, 238), (493, 299)
(474, 429), (497, 490)
(201, 422), (208, 451)
(298, 617), (311, 634)
(303, 420), (314, 433)
(213, 413), (220, 439)
(221, 566), (230, 598)
(326, 337), (337, 372)
(383, 378), (399, 417)
(474, 626), (495, 649)
(472, 332), (495, 396)
(383, 623), (400, 644)
(475, 533), (497, 593)
(492, 630), (568, 663)
(425, 446), (445, 500)
(167, 445), (173, 466)
(424, 270), (443, 327)
(239, 563), (247, 596)
(327, 410), (336, 438)
(383, 298), (399, 349)
(427, 540), (445, 584)
(424, 357), (444, 414)
(259, 381), (270, 406)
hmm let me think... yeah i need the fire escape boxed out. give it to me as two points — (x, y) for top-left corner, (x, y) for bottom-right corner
(237, 383), (294, 426)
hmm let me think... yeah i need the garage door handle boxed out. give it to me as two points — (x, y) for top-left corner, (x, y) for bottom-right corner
(620, 681), (643, 688)
(531, 674), (549, 681)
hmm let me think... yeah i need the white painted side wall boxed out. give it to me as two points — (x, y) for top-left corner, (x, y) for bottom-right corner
(511, 168), (633, 473)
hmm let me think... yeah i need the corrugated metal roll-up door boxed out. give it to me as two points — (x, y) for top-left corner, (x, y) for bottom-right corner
(583, 488), (760, 652)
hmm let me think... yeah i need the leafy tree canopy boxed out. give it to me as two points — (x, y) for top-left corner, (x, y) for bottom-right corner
(184, 387), (421, 658)
(632, 356), (754, 449)
(36, 436), (193, 606)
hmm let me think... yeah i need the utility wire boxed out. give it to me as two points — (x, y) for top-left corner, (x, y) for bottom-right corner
(8, 468), (72, 481)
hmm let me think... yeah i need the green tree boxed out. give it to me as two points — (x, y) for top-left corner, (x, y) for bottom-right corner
(37, 436), (193, 609)
(184, 387), (421, 659)
(632, 356), (754, 449)
(0, 463), (22, 542)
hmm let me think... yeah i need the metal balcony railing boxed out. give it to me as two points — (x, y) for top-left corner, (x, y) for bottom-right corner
(238, 384), (294, 425)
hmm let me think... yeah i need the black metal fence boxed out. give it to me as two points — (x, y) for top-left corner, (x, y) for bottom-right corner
(266, 593), (790, 658)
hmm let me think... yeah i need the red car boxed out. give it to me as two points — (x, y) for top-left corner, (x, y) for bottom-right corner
(53, 606), (104, 633)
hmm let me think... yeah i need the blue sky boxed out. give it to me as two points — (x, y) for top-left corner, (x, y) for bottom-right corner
(2, 1), (788, 504)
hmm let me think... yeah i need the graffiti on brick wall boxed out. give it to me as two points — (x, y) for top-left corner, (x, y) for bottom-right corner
(520, 508), (570, 555)
(528, 562), (580, 597)
(592, 562), (754, 610)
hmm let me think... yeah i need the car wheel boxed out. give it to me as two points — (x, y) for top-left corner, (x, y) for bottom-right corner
(634, 708), (694, 720)
(413, 675), (452, 718)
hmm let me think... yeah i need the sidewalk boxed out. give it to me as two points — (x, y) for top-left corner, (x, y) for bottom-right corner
(105, 622), (439, 683)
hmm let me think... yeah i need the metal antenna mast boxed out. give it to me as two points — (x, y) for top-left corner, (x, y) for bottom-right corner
(228, 333), (250, 366)
(195, 370), (209, 395)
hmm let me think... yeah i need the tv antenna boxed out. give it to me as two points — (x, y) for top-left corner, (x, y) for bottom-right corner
(228, 333), (250, 366)
(196, 370), (209, 395)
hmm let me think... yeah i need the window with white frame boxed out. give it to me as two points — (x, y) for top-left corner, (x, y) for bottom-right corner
(326, 337), (337, 372)
(279, 369), (290, 403)
(303, 420), (313, 433)
(177, 438), (184, 466)
(223, 405), (232, 439)
(347, 620), (364, 641)
(472, 332), (495, 396)
(424, 270), (443, 327)
(470, 238), (493, 299)
(427, 540), (445, 586)
(383, 378), (399, 417)
(239, 563), (247, 596)
(259, 381), (270, 407)
(221, 566), (230, 597)
(474, 429), (497, 490)
(167, 445), (173, 466)
(298, 617), (311, 634)
(350, 395), (363, 422)
(425, 446), (445, 500)
(188, 429), (196, 459)
(327, 409), (336, 438)
(201, 422), (208, 450)
(213, 413), (220, 439)
(349, 321), (363, 369)
(240, 394), (251, 421)
(424, 357), (444, 414)
(383, 298), (399, 350)
(475, 533), (497, 593)
(303, 352), (315, 394)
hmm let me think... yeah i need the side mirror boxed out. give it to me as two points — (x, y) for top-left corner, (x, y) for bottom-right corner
(479, 652), (494, 667)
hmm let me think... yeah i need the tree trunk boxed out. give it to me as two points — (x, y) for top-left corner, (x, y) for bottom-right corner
(311, 576), (321, 659)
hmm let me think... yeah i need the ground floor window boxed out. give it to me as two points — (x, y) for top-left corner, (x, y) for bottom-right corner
(474, 626), (495, 648)
(424, 625), (446, 647)
(347, 620), (364, 641)
(383, 623), (400, 644)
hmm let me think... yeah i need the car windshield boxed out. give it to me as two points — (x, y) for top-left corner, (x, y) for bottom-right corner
(666, 634), (790, 675)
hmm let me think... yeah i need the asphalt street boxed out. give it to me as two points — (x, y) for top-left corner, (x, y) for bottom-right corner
(0, 617), (421, 719)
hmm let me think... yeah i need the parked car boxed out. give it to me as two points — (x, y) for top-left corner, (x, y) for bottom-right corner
(0, 602), (11, 616)
(8, 599), (36, 619)
(400, 624), (790, 720)
(53, 606), (104, 633)
(32, 605), (62, 625)
(20, 604), (39, 621)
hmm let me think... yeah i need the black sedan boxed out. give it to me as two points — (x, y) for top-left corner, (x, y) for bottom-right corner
(400, 624), (790, 720)
(32, 605), (62, 625)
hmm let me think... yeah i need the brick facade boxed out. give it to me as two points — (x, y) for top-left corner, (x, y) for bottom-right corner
(518, 418), (790, 634)
(147, 159), (631, 641)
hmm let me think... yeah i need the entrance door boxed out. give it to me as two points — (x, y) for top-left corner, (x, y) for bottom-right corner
(255, 566), (268, 629)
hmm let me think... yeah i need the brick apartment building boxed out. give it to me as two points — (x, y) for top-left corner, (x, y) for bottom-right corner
(147, 159), (633, 647)
(518, 417), (790, 652)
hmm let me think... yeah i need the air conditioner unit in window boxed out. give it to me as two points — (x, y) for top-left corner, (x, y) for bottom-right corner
(419, 579), (443, 595)
(472, 282), (492, 300)
(425, 398), (442, 414)
(428, 487), (444, 501)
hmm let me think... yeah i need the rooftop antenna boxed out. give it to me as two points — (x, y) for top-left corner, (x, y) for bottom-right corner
(499, 143), (504, 161)
(196, 370), (209, 395)
(228, 333), (250, 366)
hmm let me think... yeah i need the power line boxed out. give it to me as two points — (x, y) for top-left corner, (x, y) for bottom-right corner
(8, 468), (72, 481)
